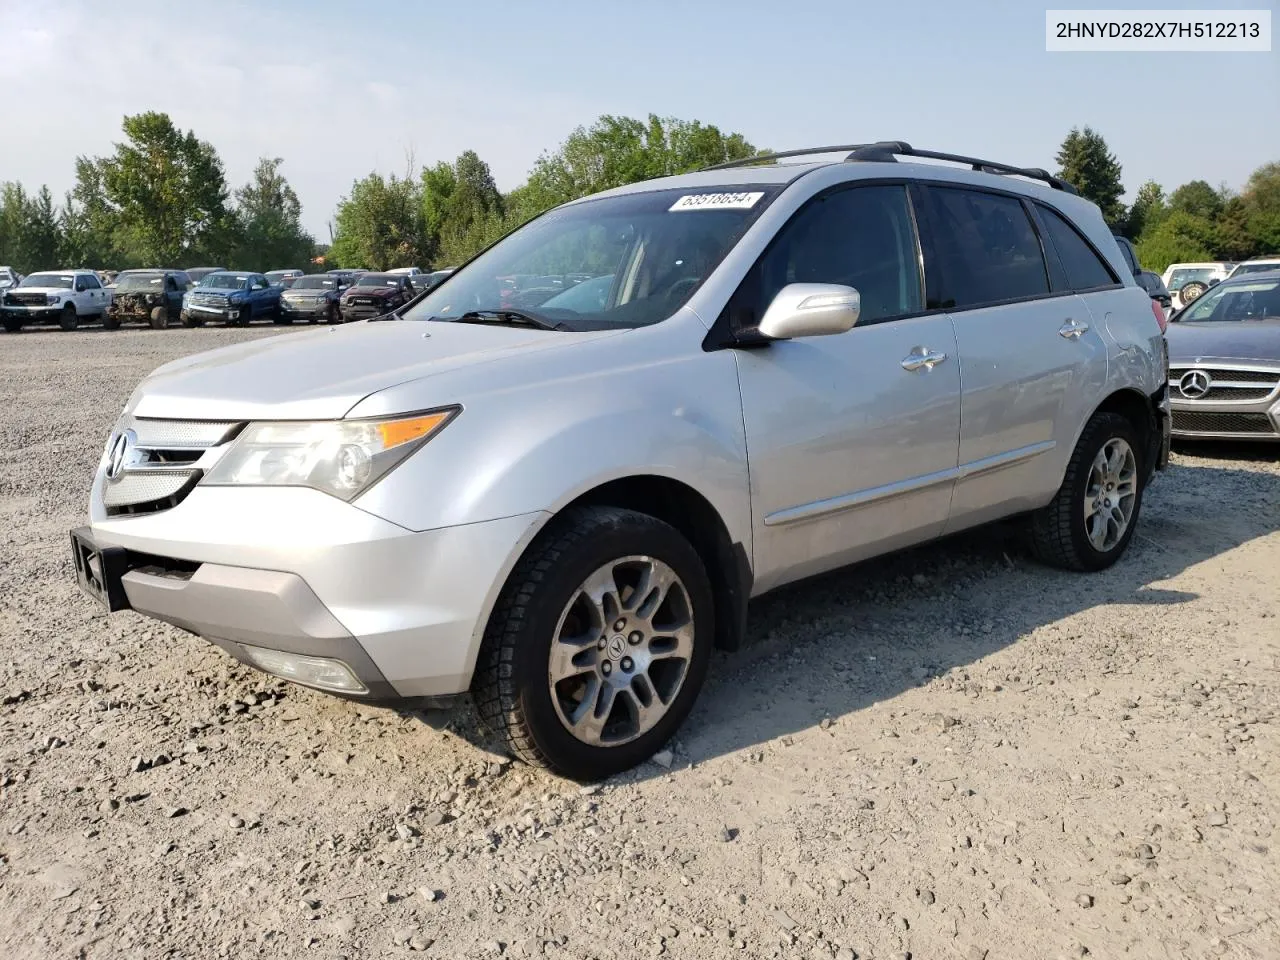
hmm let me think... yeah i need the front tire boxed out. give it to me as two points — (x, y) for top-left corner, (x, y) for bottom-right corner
(473, 506), (714, 781)
(231, 306), (250, 327)
(59, 304), (79, 331)
(102, 313), (120, 331)
(1029, 412), (1145, 572)
(2, 316), (23, 333)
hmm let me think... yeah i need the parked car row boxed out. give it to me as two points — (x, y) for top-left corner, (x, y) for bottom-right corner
(1, 264), (458, 332)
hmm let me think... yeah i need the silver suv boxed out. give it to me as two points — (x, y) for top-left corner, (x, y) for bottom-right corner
(71, 142), (1171, 780)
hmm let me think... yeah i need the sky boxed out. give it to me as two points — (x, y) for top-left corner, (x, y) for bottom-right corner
(1, 0), (1276, 238)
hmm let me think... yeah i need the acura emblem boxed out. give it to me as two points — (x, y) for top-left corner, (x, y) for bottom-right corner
(105, 429), (139, 480)
(1178, 370), (1211, 399)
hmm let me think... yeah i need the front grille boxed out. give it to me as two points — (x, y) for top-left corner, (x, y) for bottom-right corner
(8, 292), (48, 306)
(1170, 366), (1280, 402)
(190, 292), (229, 307)
(102, 419), (243, 516)
(1172, 411), (1277, 435)
(349, 297), (381, 306)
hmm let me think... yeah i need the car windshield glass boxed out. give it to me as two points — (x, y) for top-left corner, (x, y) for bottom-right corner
(353, 275), (400, 287)
(1232, 263), (1280, 277)
(1179, 279), (1280, 322)
(401, 186), (780, 331)
(291, 276), (337, 290)
(20, 274), (74, 289)
(1167, 267), (1217, 289)
(200, 275), (249, 290)
(116, 274), (165, 291)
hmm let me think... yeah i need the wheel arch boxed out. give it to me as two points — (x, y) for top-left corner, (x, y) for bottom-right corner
(487, 474), (752, 655)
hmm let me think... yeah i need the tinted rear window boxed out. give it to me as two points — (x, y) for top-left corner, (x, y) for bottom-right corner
(1036, 205), (1117, 291)
(923, 187), (1049, 308)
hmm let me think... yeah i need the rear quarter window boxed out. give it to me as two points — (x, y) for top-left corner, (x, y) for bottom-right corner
(1035, 205), (1118, 291)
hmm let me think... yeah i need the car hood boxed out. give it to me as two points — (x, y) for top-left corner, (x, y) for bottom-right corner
(5, 286), (67, 295)
(345, 287), (399, 297)
(1166, 320), (1280, 364)
(129, 320), (626, 420)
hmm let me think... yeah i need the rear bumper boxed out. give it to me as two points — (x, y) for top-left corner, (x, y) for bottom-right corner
(82, 485), (548, 700)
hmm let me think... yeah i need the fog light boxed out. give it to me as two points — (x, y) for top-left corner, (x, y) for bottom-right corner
(239, 645), (367, 694)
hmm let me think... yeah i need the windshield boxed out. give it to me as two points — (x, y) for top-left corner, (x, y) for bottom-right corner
(402, 186), (780, 331)
(19, 274), (74, 289)
(1167, 267), (1218, 290)
(199, 274), (249, 290)
(1231, 263), (1280, 277)
(353, 274), (401, 288)
(291, 276), (337, 290)
(116, 274), (165, 291)
(1179, 279), (1280, 322)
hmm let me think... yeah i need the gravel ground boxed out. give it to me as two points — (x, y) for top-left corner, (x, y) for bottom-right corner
(1, 327), (1278, 960)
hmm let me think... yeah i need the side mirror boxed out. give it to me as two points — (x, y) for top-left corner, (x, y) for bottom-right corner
(1208, 278), (1221, 288)
(758, 283), (861, 339)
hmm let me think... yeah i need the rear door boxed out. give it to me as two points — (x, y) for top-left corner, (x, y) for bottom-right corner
(915, 184), (1109, 531)
(731, 183), (962, 593)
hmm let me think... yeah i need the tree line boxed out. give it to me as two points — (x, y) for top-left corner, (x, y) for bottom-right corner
(1, 115), (1275, 278)
(1055, 127), (1279, 271)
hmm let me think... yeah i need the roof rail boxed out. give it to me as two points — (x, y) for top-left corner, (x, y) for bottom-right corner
(704, 141), (1078, 195)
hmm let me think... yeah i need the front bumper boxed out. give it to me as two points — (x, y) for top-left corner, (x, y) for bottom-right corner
(341, 302), (394, 320)
(281, 300), (332, 318)
(2, 305), (62, 320)
(1169, 365), (1280, 441)
(185, 303), (240, 321)
(79, 484), (547, 700)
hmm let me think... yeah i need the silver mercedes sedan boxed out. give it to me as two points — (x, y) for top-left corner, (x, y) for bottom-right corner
(1167, 269), (1280, 442)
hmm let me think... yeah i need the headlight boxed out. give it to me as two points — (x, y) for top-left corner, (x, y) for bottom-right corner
(228, 293), (244, 303)
(47, 294), (62, 304)
(202, 409), (458, 500)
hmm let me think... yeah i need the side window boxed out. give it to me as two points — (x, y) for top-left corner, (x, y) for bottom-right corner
(755, 184), (923, 324)
(85, 275), (101, 290)
(1036, 204), (1119, 290)
(922, 187), (1049, 308)
(74, 277), (88, 292)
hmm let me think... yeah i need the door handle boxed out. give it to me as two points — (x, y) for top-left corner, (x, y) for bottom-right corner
(1058, 318), (1090, 340)
(901, 348), (949, 372)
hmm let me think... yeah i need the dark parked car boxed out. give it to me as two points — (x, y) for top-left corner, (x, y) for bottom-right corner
(266, 269), (305, 288)
(104, 270), (189, 329)
(408, 268), (455, 295)
(278, 274), (348, 324)
(1113, 235), (1172, 314)
(338, 272), (414, 321)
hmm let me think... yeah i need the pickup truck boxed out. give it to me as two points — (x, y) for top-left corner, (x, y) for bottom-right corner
(1, 269), (109, 331)
(180, 271), (282, 327)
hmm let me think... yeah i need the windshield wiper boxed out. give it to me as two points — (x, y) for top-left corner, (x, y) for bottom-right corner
(451, 310), (565, 331)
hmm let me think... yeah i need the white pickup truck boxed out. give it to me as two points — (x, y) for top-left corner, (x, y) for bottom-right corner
(0, 268), (110, 332)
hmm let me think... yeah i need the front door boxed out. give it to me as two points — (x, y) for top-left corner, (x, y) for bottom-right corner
(732, 184), (963, 593)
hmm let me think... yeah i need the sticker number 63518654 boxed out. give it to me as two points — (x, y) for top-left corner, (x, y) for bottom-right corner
(668, 192), (764, 212)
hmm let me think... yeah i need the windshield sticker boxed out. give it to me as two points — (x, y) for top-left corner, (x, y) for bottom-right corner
(669, 191), (764, 212)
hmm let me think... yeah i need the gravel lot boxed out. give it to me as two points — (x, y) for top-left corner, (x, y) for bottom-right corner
(1, 326), (1278, 960)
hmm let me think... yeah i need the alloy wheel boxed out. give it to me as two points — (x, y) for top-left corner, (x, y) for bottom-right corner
(1084, 437), (1137, 552)
(548, 556), (694, 747)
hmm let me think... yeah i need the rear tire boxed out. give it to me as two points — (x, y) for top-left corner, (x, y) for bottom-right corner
(473, 506), (714, 781)
(59, 304), (79, 331)
(149, 306), (168, 330)
(1029, 412), (1145, 572)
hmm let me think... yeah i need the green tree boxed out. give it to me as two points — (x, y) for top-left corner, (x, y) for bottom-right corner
(1167, 180), (1223, 221)
(520, 114), (759, 219)
(421, 150), (506, 267)
(1240, 161), (1280, 253)
(1055, 126), (1125, 226)
(230, 157), (314, 270)
(0, 182), (63, 273)
(1123, 180), (1165, 239)
(329, 172), (423, 269)
(99, 111), (232, 266)
(1135, 210), (1219, 273)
